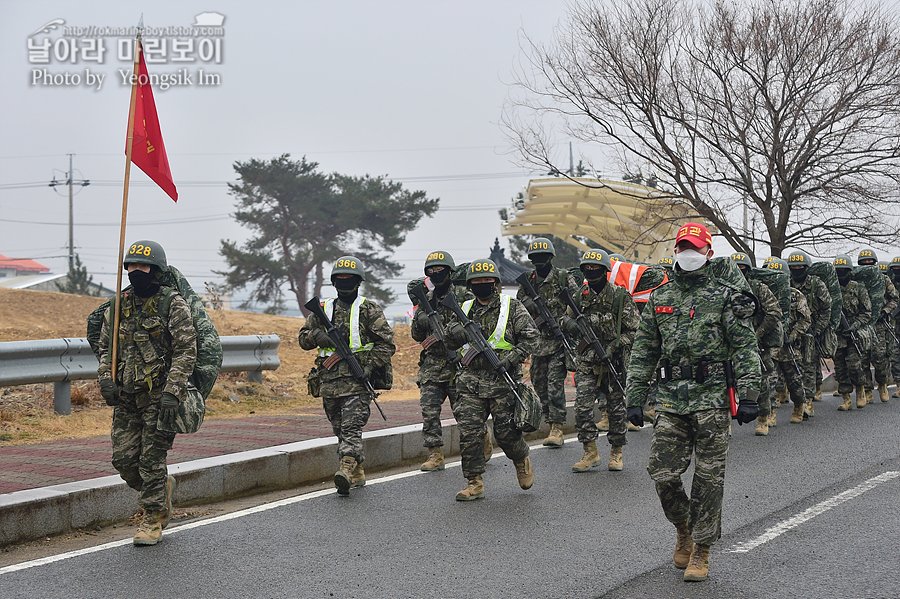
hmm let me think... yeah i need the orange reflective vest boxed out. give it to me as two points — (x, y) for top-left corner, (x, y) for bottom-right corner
(607, 261), (668, 303)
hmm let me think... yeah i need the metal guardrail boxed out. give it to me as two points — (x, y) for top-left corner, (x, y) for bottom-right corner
(0, 334), (281, 415)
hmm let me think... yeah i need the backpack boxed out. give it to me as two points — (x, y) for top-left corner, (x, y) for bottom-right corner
(87, 265), (223, 403)
(851, 264), (885, 326)
(805, 261), (842, 357)
(747, 268), (789, 348)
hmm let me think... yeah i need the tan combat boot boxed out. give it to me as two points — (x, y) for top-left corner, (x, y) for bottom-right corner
(838, 393), (853, 411)
(755, 417), (769, 436)
(627, 421), (641, 431)
(856, 386), (867, 409)
(596, 409), (609, 431)
(334, 456), (357, 496)
(133, 510), (164, 546)
(455, 475), (484, 501)
(608, 445), (623, 471)
(542, 423), (564, 447)
(350, 462), (366, 488)
(814, 384), (822, 401)
(514, 456), (534, 490)
(768, 412), (777, 427)
(572, 441), (601, 472)
(673, 521), (693, 569)
(804, 398), (815, 418)
(684, 544), (711, 581)
(159, 475), (176, 530)
(879, 384), (890, 402)
(644, 406), (656, 421)
(833, 389), (841, 397)
(420, 447), (445, 471)
(893, 388), (900, 398)
(866, 388), (873, 405)
(484, 431), (493, 462)
(790, 403), (804, 423)
(776, 388), (787, 405)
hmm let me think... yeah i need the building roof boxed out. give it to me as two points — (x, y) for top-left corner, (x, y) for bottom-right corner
(0, 254), (50, 274)
(488, 238), (529, 285)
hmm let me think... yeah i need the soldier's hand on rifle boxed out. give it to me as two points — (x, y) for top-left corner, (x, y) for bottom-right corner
(99, 379), (120, 407)
(312, 328), (333, 348)
(521, 296), (536, 314)
(735, 399), (759, 425)
(498, 355), (516, 373)
(362, 363), (375, 381)
(448, 322), (468, 344)
(607, 339), (621, 353)
(413, 306), (430, 329)
(159, 392), (180, 430)
(786, 332), (796, 346)
(626, 405), (644, 428)
(561, 316), (580, 338)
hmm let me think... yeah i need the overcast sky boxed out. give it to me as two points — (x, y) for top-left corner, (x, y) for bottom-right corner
(1, 1), (729, 318)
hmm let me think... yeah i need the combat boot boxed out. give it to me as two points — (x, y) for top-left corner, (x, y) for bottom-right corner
(790, 403), (804, 423)
(420, 447), (445, 472)
(455, 475), (484, 501)
(159, 475), (176, 530)
(879, 383), (890, 402)
(856, 386), (866, 409)
(683, 544), (711, 581)
(483, 431), (493, 462)
(334, 456), (357, 496)
(514, 456), (534, 490)
(572, 441), (601, 472)
(768, 412), (777, 427)
(608, 445), (623, 471)
(833, 389), (841, 397)
(776, 388), (787, 405)
(350, 462), (366, 488)
(838, 393), (853, 411)
(542, 423), (564, 447)
(596, 409), (609, 431)
(627, 421), (641, 431)
(755, 417), (769, 436)
(644, 406), (656, 421)
(814, 384), (822, 401)
(866, 388), (873, 405)
(804, 398), (815, 418)
(133, 510), (164, 546)
(673, 521), (693, 569)
(893, 388), (900, 398)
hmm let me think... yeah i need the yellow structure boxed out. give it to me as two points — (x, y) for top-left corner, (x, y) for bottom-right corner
(501, 177), (699, 263)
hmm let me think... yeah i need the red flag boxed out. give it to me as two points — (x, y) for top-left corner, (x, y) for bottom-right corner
(128, 42), (178, 202)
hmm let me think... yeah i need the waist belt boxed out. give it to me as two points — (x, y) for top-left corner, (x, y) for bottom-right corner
(659, 360), (725, 384)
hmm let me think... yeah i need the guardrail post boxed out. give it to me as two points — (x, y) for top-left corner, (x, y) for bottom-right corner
(248, 371), (262, 383)
(53, 381), (71, 415)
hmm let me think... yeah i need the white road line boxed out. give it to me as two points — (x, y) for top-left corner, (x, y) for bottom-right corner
(726, 471), (900, 554)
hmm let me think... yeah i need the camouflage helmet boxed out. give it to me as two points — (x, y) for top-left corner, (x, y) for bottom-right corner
(857, 248), (878, 265)
(730, 252), (752, 269)
(658, 256), (675, 268)
(833, 254), (852, 270)
(609, 253), (626, 263)
(877, 260), (889, 271)
(786, 249), (812, 268)
(767, 258), (788, 271)
(763, 256), (777, 265)
(526, 237), (556, 258)
(331, 256), (365, 281)
(123, 240), (167, 271)
(580, 248), (612, 271)
(465, 258), (500, 283)
(423, 250), (455, 273)
(891, 256), (900, 269)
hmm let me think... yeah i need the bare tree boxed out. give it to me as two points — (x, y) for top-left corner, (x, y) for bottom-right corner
(505, 0), (900, 259)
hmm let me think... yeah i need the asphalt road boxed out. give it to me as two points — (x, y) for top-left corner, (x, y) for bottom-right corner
(1, 396), (898, 599)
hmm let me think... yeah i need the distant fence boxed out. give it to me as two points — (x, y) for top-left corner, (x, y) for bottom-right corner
(0, 335), (281, 414)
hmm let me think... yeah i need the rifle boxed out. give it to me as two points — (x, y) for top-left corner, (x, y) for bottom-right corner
(410, 282), (460, 368)
(723, 360), (739, 418)
(515, 272), (577, 365)
(785, 341), (804, 378)
(304, 296), (386, 421)
(555, 289), (626, 394)
(812, 334), (832, 373)
(876, 312), (900, 347)
(438, 293), (527, 412)
(840, 311), (863, 356)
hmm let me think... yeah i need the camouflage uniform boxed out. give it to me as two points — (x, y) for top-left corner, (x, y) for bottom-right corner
(626, 263), (760, 547)
(834, 279), (871, 394)
(444, 291), (539, 479)
(791, 273), (832, 400)
(770, 288), (811, 410)
(98, 287), (197, 512)
(890, 263), (900, 387)
(746, 278), (781, 417)
(298, 297), (395, 464)
(568, 281), (640, 447)
(410, 283), (466, 448)
(516, 267), (581, 425)
(870, 272), (899, 389)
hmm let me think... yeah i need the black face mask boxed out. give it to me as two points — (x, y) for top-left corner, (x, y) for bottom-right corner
(428, 268), (450, 288)
(739, 266), (750, 280)
(837, 271), (851, 286)
(582, 267), (607, 282)
(128, 270), (160, 298)
(470, 282), (495, 299)
(532, 259), (553, 278)
(333, 276), (360, 303)
(588, 277), (607, 293)
(791, 268), (807, 283)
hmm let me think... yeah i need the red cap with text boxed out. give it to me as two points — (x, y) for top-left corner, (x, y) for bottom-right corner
(675, 222), (712, 249)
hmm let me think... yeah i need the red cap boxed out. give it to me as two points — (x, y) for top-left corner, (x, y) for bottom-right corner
(675, 222), (712, 249)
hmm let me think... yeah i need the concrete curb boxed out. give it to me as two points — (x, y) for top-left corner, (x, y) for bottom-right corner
(0, 407), (580, 546)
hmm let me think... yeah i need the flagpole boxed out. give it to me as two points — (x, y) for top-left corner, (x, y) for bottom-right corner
(111, 19), (143, 379)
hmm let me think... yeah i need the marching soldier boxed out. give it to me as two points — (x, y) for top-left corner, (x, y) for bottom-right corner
(768, 259), (812, 423)
(561, 249), (640, 472)
(890, 256), (900, 398)
(516, 237), (581, 447)
(298, 257), (396, 495)
(857, 250), (899, 402)
(833, 255), (871, 411)
(626, 222), (760, 582)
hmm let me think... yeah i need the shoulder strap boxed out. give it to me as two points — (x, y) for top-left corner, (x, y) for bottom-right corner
(156, 285), (178, 318)
(557, 267), (568, 290)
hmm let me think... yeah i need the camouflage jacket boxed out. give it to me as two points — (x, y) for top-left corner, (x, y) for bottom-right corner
(410, 284), (467, 385)
(564, 281), (640, 375)
(625, 264), (761, 414)
(791, 275), (832, 336)
(98, 287), (197, 406)
(837, 280), (871, 348)
(771, 287), (811, 362)
(879, 273), (899, 323)
(298, 296), (396, 398)
(748, 278), (782, 346)
(445, 291), (539, 398)
(516, 266), (581, 357)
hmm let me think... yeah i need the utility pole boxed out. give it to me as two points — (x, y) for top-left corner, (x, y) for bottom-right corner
(49, 154), (89, 272)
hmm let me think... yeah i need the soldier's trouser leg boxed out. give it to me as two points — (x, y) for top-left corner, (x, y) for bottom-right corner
(531, 354), (567, 425)
(490, 392), (529, 463)
(601, 370), (627, 447)
(648, 409), (730, 547)
(834, 346), (853, 395)
(890, 332), (900, 383)
(801, 355), (818, 403)
(111, 399), (175, 512)
(574, 369), (600, 444)
(419, 381), (450, 448)
(845, 344), (867, 390)
(758, 351), (774, 418)
(773, 367), (786, 403)
(323, 393), (371, 464)
(776, 360), (806, 405)
(453, 390), (528, 479)
(872, 325), (890, 385)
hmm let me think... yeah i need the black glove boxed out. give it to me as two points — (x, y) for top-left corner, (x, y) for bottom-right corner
(159, 392), (180, 431)
(312, 328), (333, 348)
(561, 316), (580, 338)
(498, 355), (516, 373)
(448, 322), (469, 344)
(521, 296), (537, 314)
(362, 363), (375, 381)
(626, 405), (644, 428)
(785, 333), (796, 346)
(413, 307), (431, 329)
(735, 400), (759, 425)
(99, 379), (120, 407)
